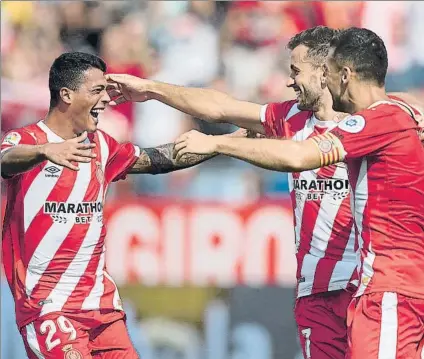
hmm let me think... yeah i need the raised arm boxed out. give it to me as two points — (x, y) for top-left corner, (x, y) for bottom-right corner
(106, 74), (265, 133)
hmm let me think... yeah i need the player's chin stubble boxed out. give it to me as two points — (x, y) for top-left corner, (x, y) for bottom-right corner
(332, 99), (346, 113)
(298, 92), (320, 112)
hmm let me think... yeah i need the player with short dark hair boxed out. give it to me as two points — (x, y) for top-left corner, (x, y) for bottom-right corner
(105, 25), (424, 358)
(49, 52), (107, 109)
(170, 28), (424, 359)
(0, 51), (219, 359)
(287, 26), (340, 69)
(330, 28), (387, 85)
(327, 27), (389, 114)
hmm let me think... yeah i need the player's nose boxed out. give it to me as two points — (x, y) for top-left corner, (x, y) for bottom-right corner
(286, 76), (295, 88)
(101, 90), (111, 104)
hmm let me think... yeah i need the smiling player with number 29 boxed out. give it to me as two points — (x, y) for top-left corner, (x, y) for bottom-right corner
(0, 52), (222, 359)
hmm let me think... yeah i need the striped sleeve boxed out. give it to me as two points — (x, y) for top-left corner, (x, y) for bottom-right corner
(1, 129), (38, 179)
(1, 129), (37, 153)
(260, 100), (299, 138)
(97, 130), (140, 183)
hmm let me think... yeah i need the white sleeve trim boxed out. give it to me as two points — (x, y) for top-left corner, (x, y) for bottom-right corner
(286, 103), (301, 120)
(260, 104), (268, 123)
(133, 145), (141, 157)
(1, 147), (14, 154)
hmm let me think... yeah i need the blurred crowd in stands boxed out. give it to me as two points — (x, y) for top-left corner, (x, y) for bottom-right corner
(2, 0), (424, 201)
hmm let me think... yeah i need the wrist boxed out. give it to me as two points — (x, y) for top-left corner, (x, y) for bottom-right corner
(214, 135), (230, 154)
(37, 144), (48, 161)
(145, 80), (164, 101)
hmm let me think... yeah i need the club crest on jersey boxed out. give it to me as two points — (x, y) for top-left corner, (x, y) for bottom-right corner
(317, 139), (333, 153)
(95, 161), (104, 184)
(63, 345), (82, 359)
(2, 132), (21, 146)
(338, 115), (365, 133)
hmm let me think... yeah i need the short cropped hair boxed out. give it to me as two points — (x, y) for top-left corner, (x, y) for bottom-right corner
(49, 52), (107, 108)
(329, 27), (388, 86)
(287, 26), (340, 67)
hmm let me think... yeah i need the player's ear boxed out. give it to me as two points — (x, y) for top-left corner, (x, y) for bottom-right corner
(59, 88), (73, 105)
(341, 66), (351, 84)
(321, 64), (327, 89)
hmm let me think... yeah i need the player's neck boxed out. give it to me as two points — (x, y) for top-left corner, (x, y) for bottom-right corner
(44, 110), (78, 140)
(349, 84), (389, 113)
(314, 90), (340, 122)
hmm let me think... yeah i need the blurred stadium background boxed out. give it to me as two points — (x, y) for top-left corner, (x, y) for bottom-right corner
(1, 1), (423, 358)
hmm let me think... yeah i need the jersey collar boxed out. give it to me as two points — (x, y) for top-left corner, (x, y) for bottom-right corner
(37, 120), (65, 143)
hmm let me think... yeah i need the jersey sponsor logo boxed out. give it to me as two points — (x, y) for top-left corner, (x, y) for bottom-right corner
(44, 201), (103, 224)
(293, 178), (350, 201)
(2, 132), (21, 146)
(44, 201), (103, 214)
(338, 115), (365, 133)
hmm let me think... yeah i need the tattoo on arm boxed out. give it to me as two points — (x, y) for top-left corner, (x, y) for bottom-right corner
(129, 143), (216, 174)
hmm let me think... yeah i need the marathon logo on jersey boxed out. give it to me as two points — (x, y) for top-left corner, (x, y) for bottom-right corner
(44, 201), (104, 224)
(293, 178), (350, 201)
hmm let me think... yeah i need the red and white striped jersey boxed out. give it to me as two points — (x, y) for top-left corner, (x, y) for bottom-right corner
(261, 100), (358, 298)
(1, 121), (140, 329)
(324, 101), (424, 299)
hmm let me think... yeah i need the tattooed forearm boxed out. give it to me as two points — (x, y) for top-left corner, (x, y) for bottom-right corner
(129, 143), (216, 174)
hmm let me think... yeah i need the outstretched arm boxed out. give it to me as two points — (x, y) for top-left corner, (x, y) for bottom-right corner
(128, 143), (215, 174)
(129, 128), (250, 174)
(173, 130), (336, 173)
(213, 137), (322, 172)
(106, 74), (265, 133)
